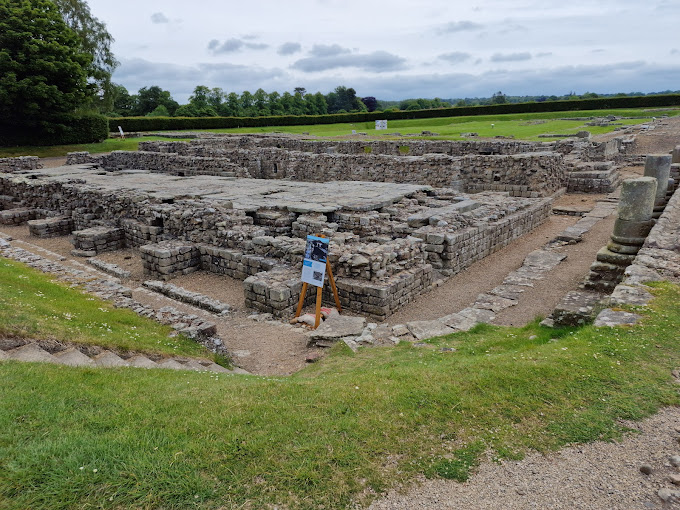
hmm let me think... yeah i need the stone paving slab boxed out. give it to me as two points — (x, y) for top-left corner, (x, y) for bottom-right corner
(307, 315), (367, 343)
(438, 312), (478, 332)
(406, 320), (455, 340)
(609, 285), (654, 306)
(473, 293), (517, 312)
(594, 309), (642, 327)
(523, 250), (567, 270)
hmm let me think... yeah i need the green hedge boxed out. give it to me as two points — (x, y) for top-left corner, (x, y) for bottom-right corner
(111, 94), (680, 133)
(0, 113), (109, 147)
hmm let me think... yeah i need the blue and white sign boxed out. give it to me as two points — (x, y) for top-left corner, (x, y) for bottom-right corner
(301, 235), (329, 287)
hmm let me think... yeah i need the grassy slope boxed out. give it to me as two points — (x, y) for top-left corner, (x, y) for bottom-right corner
(0, 258), (211, 359)
(1, 108), (678, 158)
(1, 255), (679, 509)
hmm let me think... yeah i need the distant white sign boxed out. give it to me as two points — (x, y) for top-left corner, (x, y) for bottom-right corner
(117, 126), (125, 139)
(375, 120), (388, 130)
(301, 235), (329, 287)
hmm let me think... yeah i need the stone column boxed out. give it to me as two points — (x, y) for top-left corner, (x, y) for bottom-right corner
(672, 145), (680, 164)
(585, 177), (657, 292)
(670, 146), (680, 194)
(643, 154), (672, 218)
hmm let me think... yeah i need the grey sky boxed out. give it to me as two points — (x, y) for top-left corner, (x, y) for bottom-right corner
(85, 0), (680, 103)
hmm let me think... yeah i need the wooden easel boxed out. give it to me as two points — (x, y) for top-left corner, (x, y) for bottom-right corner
(294, 236), (342, 329)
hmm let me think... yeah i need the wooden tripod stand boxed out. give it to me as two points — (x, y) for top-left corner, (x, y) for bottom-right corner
(294, 258), (342, 329)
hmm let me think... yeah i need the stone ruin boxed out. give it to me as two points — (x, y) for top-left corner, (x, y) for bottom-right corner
(0, 132), (640, 321)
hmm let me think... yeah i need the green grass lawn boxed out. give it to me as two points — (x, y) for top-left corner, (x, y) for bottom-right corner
(1, 257), (679, 509)
(203, 107), (680, 140)
(0, 258), (211, 359)
(1, 107), (678, 159)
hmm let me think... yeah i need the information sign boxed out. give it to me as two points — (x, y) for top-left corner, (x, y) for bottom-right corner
(301, 235), (329, 287)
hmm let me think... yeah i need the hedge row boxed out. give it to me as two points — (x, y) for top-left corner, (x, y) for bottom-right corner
(111, 94), (680, 133)
(0, 114), (109, 147)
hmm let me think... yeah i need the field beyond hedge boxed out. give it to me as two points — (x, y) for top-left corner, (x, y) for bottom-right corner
(1, 107), (678, 159)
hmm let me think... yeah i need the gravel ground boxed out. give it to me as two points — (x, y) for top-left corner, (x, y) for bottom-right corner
(369, 407), (680, 510)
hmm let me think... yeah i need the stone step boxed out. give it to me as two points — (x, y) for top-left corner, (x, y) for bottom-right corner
(93, 350), (129, 367)
(53, 347), (95, 367)
(156, 359), (187, 370)
(127, 355), (158, 368)
(551, 290), (604, 327)
(1, 345), (245, 374)
(6, 343), (58, 364)
(203, 362), (231, 373)
(183, 359), (209, 371)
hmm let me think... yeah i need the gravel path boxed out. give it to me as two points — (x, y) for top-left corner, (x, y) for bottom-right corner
(369, 407), (680, 510)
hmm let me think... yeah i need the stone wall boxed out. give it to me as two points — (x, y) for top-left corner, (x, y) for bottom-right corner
(0, 156), (42, 172)
(133, 143), (567, 196)
(242, 264), (434, 321)
(101, 151), (250, 178)
(27, 217), (74, 238)
(140, 240), (201, 280)
(71, 227), (125, 256)
(0, 208), (37, 225)
(151, 137), (557, 157)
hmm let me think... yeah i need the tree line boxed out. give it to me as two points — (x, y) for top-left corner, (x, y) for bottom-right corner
(109, 85), (378, 118)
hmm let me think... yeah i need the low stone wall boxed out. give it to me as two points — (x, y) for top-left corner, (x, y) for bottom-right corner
(101, 151), (250, 178)
(415, 197), (553, 276)
(65, 152), (103, 165)
(130, 144), (567, 196)
(0, 208), (37, 225)
(0, 156), (42, 172)
(243, 263), (434, 321)
(28, 217), (74, 238)
(153, 137), (557, 157)
(566, 162), (620, 194)
(140, 240), (201, 280)
(71, 226), (125, 256)
(199, 244), (280, 281)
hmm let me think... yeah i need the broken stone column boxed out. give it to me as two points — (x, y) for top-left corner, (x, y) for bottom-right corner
(585, 177), (657, 293)
(643, 154), (671, 218)
(670, 146), (680, 195)
(672, 145), (680, 164)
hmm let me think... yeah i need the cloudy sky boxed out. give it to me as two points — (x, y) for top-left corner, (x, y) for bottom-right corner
(86, 0), (680, 103)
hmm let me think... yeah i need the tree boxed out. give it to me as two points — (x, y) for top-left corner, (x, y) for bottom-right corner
(133, 86), (178, 116)
(0, 0), (92, 129)
(361, 96), (378, 112)
(326, 86), (363, 113)
(294, 87), (306, 96)
(491, 91), (507, 104)
(253, 88), (269, 116)
(174, 104), (198, 117)
(52, 0), (118, 111)
(221, 92), (241, 116)
(268, 91), (283, 116)
(146, 105), (169, 117)
(109, 83), (135, 116)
